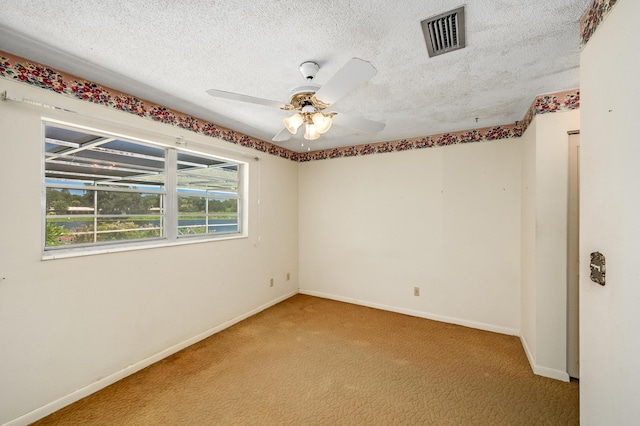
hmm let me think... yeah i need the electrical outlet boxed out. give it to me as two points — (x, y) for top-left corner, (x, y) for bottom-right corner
(286, 272), (290, 281)
(414, 286), (420, 296)
(270, 278), (274, 287)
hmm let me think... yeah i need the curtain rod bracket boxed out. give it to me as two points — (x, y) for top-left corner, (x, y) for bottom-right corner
(2, 90), (23, 102)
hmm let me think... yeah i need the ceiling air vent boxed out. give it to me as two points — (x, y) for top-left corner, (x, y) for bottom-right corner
(421, 6), (466, 58)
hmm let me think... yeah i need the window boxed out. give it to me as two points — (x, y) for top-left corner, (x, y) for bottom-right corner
(43, 122), (244, 253)
(176, 151), (241, 237)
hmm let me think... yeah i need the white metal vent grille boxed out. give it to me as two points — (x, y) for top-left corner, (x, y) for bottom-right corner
(421, 6), (466, 58)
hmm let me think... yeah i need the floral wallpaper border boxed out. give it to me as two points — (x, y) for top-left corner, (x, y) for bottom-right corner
(1, 50), (579, 163)
(580, 0), (618, 47)
(297, 89), (579, 162)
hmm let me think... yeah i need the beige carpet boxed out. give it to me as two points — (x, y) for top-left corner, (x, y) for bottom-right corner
(34, 294), (578, 425)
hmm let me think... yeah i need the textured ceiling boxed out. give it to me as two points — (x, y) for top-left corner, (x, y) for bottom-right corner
(0, 0), (590, 153)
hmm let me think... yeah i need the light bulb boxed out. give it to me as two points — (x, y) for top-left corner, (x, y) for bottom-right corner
(283, 113), (304, 134)
(304, 123), (320, 140)
(312, 112), (332, 134)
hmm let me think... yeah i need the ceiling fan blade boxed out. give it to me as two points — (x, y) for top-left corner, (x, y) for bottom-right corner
(332, 113), (386, 133)
(314, 58), (378, 105)
(206, 89), (286, 109)
(272, 127), (292, 142)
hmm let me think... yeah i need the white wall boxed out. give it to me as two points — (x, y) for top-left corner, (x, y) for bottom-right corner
(299, 139), (521, 335)
(580, 1), (640, 423)
(520, 118), (537, 365)
(534, 111), (579, 373)
(519, 109), (580, 381)
(0, 78), (299, 425)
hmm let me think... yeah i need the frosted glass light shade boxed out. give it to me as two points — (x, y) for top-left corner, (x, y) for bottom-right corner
(304, 123), (320, 140)
(312, 112), (332, 134)
(283, 113), (304, 134)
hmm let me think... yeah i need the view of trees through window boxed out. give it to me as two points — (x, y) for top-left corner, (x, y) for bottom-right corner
(44, 123), (243, 249)
(45, 188), (164, 246)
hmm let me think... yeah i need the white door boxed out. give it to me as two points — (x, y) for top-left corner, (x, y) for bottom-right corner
(567, 132), (580, 379)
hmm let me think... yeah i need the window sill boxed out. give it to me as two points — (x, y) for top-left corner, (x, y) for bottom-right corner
(41, 234), (247, 260)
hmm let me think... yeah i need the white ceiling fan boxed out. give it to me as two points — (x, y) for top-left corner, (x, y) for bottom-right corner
(206, 58), (386, 143)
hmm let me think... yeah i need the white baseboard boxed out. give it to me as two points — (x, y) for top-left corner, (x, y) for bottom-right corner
(534, 365), (570, 382)
(519, 334), (537, 373)
(4, 291), (298, 426)
(298, 289), (519, 336)
(519, 335), (570, 382)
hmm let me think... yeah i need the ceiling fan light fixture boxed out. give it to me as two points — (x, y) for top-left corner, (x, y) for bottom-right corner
(304, 122), (320, 140)
(207, 58), (385, 144)
(283, 112), (304, 134)
(312, 112), (332, 134)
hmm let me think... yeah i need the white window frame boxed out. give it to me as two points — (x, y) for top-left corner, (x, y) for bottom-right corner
(42, 120), (247, 259)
